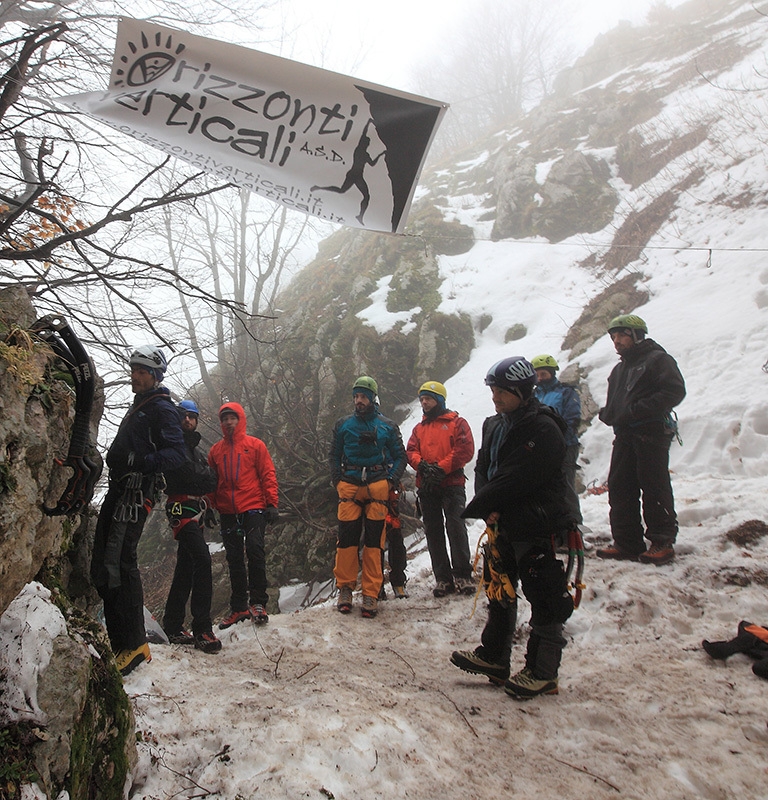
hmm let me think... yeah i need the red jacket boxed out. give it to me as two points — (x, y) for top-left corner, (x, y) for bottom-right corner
(207, 402), (279, 513)
(406, 410), (474, 488)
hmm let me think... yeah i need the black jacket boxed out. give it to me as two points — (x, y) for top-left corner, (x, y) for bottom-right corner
(164, 429), (217, 497)
(598, 339), (685, 432)
(463, 398), (568, 541)
(106, 387), (186, 480)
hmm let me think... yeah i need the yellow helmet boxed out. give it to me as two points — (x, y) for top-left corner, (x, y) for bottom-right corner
(418, 380), (447, 401)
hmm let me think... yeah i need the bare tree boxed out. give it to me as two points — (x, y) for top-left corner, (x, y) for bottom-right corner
(415, 0), (574, 154)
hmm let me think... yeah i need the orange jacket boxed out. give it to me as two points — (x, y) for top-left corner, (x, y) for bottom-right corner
(207, 402), (279, 513)
(406, 410), (474, 488)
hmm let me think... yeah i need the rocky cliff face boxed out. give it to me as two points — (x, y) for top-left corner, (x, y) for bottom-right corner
(0, 287), (135, 800)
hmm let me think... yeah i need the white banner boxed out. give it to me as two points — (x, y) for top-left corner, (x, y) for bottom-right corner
(60, 18), (448, 234)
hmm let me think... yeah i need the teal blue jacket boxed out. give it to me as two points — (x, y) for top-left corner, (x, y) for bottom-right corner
(330, 406), (406, 486)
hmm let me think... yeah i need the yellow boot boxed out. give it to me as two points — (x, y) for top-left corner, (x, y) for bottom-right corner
(115, 642), (151, 676)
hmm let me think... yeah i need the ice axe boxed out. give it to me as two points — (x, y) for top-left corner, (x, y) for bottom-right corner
(31, 314), (102, 516)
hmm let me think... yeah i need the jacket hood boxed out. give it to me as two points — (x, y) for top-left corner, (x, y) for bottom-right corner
(219, 401), (248, 439)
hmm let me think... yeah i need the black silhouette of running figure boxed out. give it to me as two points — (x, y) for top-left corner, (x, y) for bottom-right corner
(311, 120), (386, 225)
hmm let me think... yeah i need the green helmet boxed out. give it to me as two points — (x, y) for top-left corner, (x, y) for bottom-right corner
(353, 375), (378, 396)
(531, 354), (559, 372)
(608, 314), (647, 335)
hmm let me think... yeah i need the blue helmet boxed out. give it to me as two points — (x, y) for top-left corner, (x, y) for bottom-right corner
(177, 399), (199, 416)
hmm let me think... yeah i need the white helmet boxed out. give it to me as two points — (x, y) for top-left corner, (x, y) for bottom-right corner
(129, 345), (167, 378)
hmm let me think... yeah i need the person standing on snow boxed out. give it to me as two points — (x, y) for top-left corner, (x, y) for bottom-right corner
(596, 314), (686, 566)
(531, 355), (583, 533)
(451, 357), (573, 699)
(330, 376), (406, 618)
(406, 380), (475, 598)
(90, 346), (186, 676)
(162, 400), (221, 654)
(208, 402), (279, 629)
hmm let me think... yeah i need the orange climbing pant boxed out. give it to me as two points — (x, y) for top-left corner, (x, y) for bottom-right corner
(334, 479), (389, 599)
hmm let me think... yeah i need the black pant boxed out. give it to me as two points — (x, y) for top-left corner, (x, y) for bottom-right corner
(221, 511), (268, 610)
(91, 486), (150, 652)
(385, 525), (407, 586)
(163, 510), (213, 635)
(480, 537), (569, 679)
(608, 430), (677, 553)
(419, 485), (472, 584)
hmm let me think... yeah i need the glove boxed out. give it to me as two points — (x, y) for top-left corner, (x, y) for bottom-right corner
(265, 506), (279, 525)
(203, 507), (218, 528)
(419, 462), (445, 490)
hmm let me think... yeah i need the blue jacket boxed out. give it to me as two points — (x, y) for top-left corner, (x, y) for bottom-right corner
(534, 378), (580, 446)
(330, 406), (407, 486)
(106, 387), (186, 480)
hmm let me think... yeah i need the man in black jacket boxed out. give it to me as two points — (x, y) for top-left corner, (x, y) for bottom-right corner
(90, 346), (186, 675)
(596, 315), (686, 566)
(450, 357), (573, 699)
(163, 400), (221, 654)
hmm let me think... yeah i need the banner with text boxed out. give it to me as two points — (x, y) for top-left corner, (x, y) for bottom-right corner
(61, 18), (448, 234)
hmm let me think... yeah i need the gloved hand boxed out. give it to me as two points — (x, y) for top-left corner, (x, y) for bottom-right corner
(419, 462), (445, 490)
(203, 507), (218, 528)
(265, 506), (279, 525)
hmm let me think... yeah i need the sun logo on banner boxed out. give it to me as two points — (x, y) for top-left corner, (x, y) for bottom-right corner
(112, 29), (186, 88)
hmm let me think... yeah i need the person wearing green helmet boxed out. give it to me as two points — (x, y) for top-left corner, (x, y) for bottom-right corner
(597, 315), (686, 566)
(330, 376), (407, 618)
(532, 355), (583, 535)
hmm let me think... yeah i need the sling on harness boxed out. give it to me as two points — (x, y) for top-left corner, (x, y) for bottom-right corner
(564, 527), (586, 609)
(30, 315), (102, 516)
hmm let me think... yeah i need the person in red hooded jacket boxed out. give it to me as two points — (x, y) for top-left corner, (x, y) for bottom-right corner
(207, 402), (279, 629)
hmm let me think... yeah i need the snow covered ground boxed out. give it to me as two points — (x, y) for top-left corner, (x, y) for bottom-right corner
(123, 478), (768, 799)
(5, 474), (768, 799)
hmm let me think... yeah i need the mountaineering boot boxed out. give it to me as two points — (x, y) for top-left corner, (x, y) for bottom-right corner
(218, 609), (251, 629)
(392, 584), (408, 599)
(115, 643), (152, 676)
(337, 586), (353, 614)
(361, 595), (378, 618)
(454, 576), (476, 596)
(166, 629), (195, 645)
(638, 542), (675, 566)
(450, 648), (509, 684)
(250, 604), (269, 624)
(433, 580), (455, 598)
(194, 631), (222, 654)
(504, 667), (558, 699)
(596, 544), (642, 561)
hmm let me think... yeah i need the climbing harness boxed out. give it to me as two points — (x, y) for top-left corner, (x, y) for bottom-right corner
(166, 494), (208, 538)
(30, 314), (102, 516)
(564, 527), (586, 609)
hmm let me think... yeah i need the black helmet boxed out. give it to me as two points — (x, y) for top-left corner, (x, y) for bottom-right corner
(485, 357), (537, 398)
